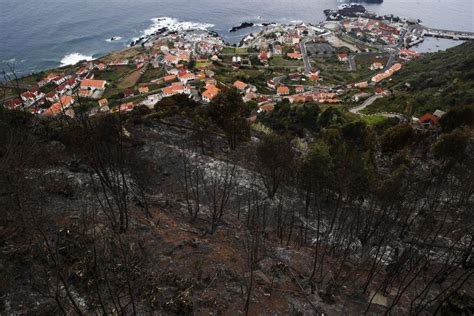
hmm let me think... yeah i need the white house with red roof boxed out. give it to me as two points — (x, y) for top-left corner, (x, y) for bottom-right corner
(337, 54), (349, 62)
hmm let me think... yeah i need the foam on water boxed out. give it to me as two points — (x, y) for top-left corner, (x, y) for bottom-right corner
(105, 36), (123, 42)
(143, 17), (214, 36)
(60, 53), (93, 66)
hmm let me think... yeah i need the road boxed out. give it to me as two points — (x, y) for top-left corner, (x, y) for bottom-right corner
(299, 41), (312, 72)
(350, 95), (404, 119)
(350, 95), (382, 115)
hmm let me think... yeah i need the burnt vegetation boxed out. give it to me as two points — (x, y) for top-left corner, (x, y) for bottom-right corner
(0, 85), (473, 315)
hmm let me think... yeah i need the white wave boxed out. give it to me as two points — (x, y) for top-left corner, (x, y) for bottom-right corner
(290, 20), (303, 24)
(105, 36), (123, 42)
(60, 53), (93, 66)
(142, 16), (214, 36)
(2, 58), (16, 63)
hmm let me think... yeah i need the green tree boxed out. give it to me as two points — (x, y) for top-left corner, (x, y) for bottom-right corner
(208, 88), (250, 149)
(439, 106), (474, 132)
(380, 124), (414, 153)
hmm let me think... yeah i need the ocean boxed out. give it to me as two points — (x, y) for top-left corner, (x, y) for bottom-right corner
(0, 0), (473, 76)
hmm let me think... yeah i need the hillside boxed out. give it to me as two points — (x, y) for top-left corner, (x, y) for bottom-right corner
(364, 41), (474, 116)
(1, 93), (473, 315)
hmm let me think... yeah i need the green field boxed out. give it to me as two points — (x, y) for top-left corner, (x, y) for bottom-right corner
(269, 56), (303, 68)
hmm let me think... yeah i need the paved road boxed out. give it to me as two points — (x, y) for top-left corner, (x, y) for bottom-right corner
(348, 55), (357, 71)
(299, 41), (312, 72)
(350, 95), (382, 114)
(350, 95), (404, 119)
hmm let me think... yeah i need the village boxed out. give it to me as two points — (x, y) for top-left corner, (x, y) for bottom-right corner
(2, 13), (460, 126)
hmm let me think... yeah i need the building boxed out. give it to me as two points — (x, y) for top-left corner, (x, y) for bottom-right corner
(139, 86), (149, 94)
(243, 92), (257, 102)
(337, 54), (349, 62)
(233, 80), (248, 91)
(258, 103), (275, 113)
(273, 45), (283, 55)
(98, 98), (108, 107)
(162, 82), (190, 97)
(290, 95), (307, 103)
(123, 88), (135, 98)
(178, 72), (196, 84)
(80, 79), (107, 91)
(370, 62), (384, 70)
(354, 81), (369, 88)
(267, 80), (278, 89)
(202, 84), (220, 103)
(164, 54), (179, 65)
(277, 86), (290, 95)
(295, 86), (305, 94)
(287, 52), (303, 60)
(43, 96), (74, 117)
(418, 113), (439, 125)
(258, 51), (271, 64)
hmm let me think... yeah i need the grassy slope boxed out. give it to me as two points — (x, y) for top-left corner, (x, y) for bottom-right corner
(364, 41), (474, 116)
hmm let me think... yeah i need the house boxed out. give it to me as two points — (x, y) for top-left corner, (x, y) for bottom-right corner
(55, 84), (68, 96)
(353, 92), (371, 102)
(295, 86), (305, 94)
(197, 72), (206, 80)
(267, 80), (278, 89)
(139, 86), (149, 94)
(177, 54), (190, 62)
(370, 62), (384, 70)
(78, 89), (94, 98)
(80, 79), (107, 91)
(258, 103), (275, 113)
(45, 91), (58, 103)
(76, 67), (88, 76)
(273, 45), (283, 55)
(291, 95), (307, 103)
(96, 63), (107, 71)
(53, 75), (70, 85)
(123, 88), (135, 98)
(433, 109), (446, 119)
(98, 98), (108, 107)
(372, 73), (386, 83)
(42, 73), (61, 86)
(243, 92), (257, 102)
(178, 72), (196, 84)
(285, 34), (301, 45)
(418, 113), (439, 125)
(399, 49), (419, 60)
(257, 96), (271, 105)
(142, 94), (163, 107)
(277, 86), (290, 96)
(162, 82), (190, 97)
(337, 54), (349, 62)
(258, 51), (270, 64)
(43, 95), (74, 117)
(233, 80), (248, 91)
(354, 81), (369, 88)
(163, 74), (177, 82)
(390, 63), (402, 72)
(202, 84), (220, 103)
(164, 54), (179, 65)
(5, 98), (22, 109)
(21, 91), (37, 104)
(287, 52), (302, 60)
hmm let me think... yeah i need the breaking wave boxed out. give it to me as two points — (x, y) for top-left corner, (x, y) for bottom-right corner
(60, 53), (93, 66)
(142, 17), (214, 36)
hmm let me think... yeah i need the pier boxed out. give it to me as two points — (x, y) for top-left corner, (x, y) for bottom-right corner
(421, 27), (474, 40)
